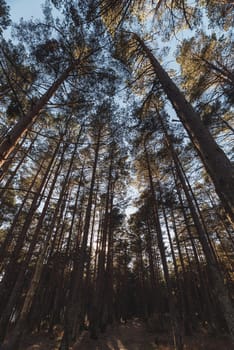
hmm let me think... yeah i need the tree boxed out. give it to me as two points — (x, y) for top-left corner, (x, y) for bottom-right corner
(114, 32), (234, 225)
(0, 52), (94, 171)
(0, 0), (233, 348)
(0, 0), (11, 33)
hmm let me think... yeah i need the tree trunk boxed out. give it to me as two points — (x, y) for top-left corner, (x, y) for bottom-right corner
(144, 140), (184, 350)
(134, 33), (234, 224)
(67, 125), (102, 342)
(90, 151), (113, 338)
(0, 61), (77, 171)
(0, 141), (66, 343)
(0, 158), (45, 270)
(0, 141), (60, 314)
(159, 115), (234, 340)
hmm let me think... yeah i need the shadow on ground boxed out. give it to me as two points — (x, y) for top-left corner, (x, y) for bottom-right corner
(73, 318), (158, 350)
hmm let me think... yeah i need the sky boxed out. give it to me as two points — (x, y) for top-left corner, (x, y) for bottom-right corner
(7, 0), (44, 21)
(5, 0), (139, 218)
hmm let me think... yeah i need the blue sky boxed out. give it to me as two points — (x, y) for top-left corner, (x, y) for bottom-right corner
(7, 0), (44, 21)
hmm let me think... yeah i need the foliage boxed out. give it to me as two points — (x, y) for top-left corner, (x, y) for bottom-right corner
(0, 1), (233, 349)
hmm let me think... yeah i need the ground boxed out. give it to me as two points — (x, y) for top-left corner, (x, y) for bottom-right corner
(19, 318), (234, 350)
(73, 318), (157, 349)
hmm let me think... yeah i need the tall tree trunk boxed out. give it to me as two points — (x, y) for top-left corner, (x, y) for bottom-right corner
(64, 163), (85, 257)
(90, 151), (113, 338)
(0, 140), (60, 312)
(0, 131), (37, 184)
(172, 166), (216, 328)
(0, 141), (66, 344)
(134, 33), (234, 224)
(144, 140), (184, 350)
(0, 157), (45, 270)
(67, 126), (102, 342)
(0, 61), (79, 171)
(159, 115), (234, 340)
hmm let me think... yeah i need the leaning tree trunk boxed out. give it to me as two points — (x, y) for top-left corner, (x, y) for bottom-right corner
(0, 141), (66, 345)
(0, 43), (100, 172)
(171, 165), (216, 328)
(0, 132), (31, 184)
(0, 137), (60, 271)
(0, 141), (60, 319)
(0, 54), (90, 172)
(0, 157), (45, 270)
(133, 33), (234, 225)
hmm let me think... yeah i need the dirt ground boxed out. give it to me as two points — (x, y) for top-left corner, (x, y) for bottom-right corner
(19, 318), (234, 350)
(73, 318), (157, 349)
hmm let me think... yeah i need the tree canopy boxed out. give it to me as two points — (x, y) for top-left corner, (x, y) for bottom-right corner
(0, 1), (233, 350)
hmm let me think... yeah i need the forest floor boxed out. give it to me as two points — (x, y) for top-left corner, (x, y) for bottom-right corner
(19, 318), (234, 350)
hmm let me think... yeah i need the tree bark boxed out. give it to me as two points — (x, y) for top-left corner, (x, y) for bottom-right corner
(159, 115), (234, 340)
(0, 140), (66, 343)
(0, 61), (78, 171)
(134, 33), (234, 225)
(144, 140), (184, 350)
